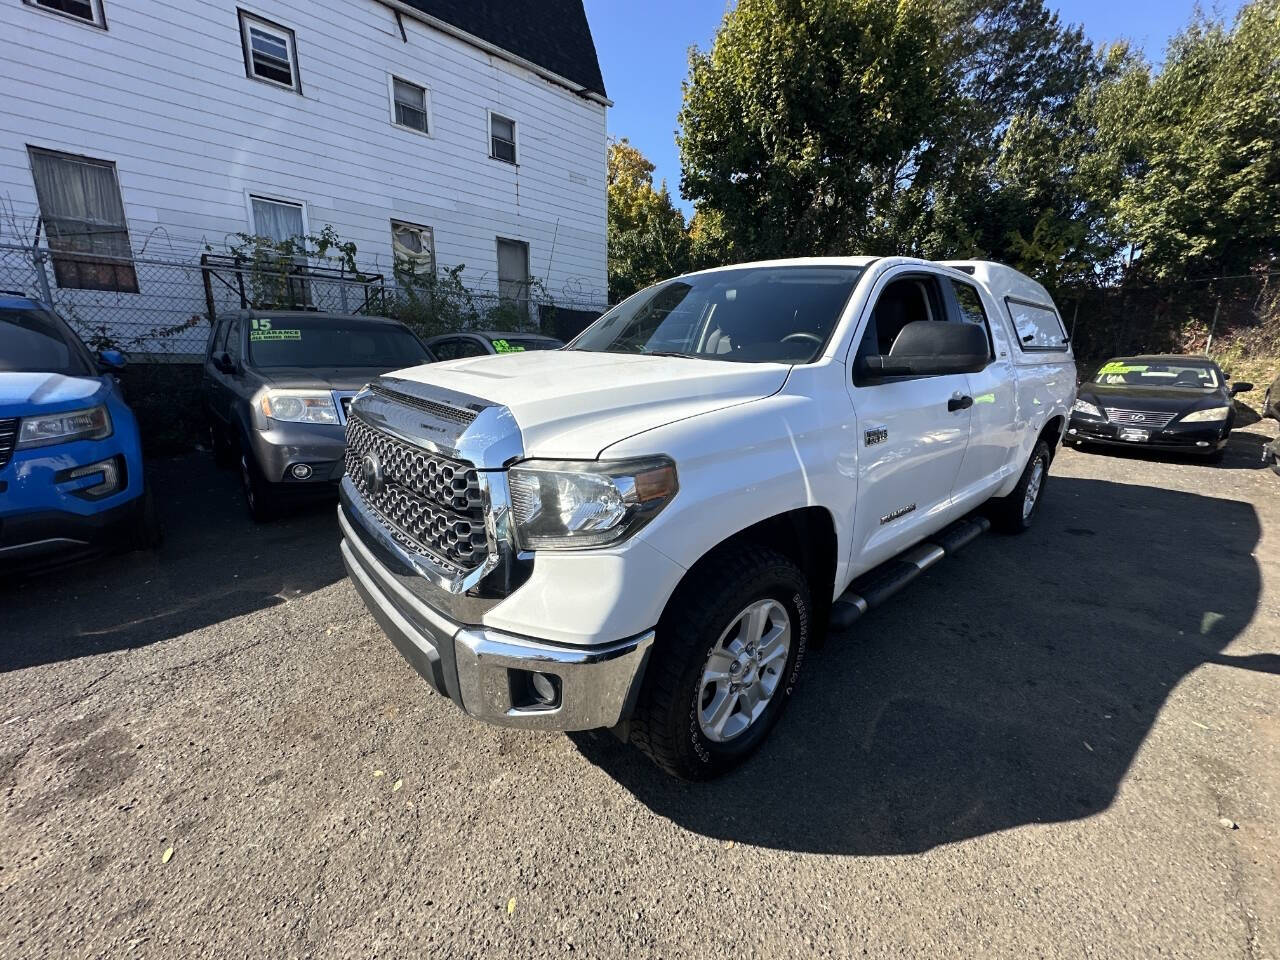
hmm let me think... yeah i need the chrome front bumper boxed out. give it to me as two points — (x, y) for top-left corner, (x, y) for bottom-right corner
(339, 496), (654, 731)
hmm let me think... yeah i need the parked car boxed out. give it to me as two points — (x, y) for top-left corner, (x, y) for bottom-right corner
(1262, 371), (1280, 420)
(202, 310), (436, 522)
(336, 257), (1075, 779)
(0, 292), (159, 572)
(424, 330), (563, 359)
(1067, 355), (1251, 461)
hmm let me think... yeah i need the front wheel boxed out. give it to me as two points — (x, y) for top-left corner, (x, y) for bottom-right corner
(629, 546), (811, 780)
(239, 448), (278, 523)
(989, 439), (1052, 534)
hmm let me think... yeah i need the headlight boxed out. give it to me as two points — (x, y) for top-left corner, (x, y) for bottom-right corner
(1179, 406), (1231, 423)
(1072, 399), (1102, 418)
(508, 457), (678, 550)
(16, 405), (112, 448)
(258, 390), (339, 425)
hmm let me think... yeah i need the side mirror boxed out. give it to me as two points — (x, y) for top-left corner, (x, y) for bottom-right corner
(97, 348), (126, 370)
(1231, 381), (1253, 395)
(214, 352), (236, 374)
(860, 321), (991, 379)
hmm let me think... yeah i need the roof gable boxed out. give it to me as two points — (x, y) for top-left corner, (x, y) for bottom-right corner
(393, 0), (607, 100)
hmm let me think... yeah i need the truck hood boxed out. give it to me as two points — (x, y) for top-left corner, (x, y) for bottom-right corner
(0, 371), (108, 416)
(387, 350), (790, 459)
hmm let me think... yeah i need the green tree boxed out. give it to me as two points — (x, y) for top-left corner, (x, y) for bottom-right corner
(1103, 0), (1280, 280)
(608, 138), (692, 301)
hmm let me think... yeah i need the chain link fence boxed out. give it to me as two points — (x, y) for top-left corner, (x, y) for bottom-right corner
(0, 239), (610, 360)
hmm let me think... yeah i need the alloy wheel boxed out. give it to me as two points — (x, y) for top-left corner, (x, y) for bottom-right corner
(697, 599), (791, 743)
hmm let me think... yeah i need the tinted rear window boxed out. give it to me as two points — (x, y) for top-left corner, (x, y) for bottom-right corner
(0, 307), (92, 376)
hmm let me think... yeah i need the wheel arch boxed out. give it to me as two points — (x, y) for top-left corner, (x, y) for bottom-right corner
(658, 506), (839, 647)
(1038, 414), (1066, 459)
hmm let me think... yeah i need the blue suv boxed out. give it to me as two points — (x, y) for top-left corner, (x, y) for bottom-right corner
(0, 293), (159, 571)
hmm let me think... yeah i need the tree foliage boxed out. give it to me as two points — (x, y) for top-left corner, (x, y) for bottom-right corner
(670, 0), (1280, 289)
(607, 138), (691, 301)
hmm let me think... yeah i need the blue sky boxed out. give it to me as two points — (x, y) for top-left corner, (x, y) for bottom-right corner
(581, 0), (1249, 216)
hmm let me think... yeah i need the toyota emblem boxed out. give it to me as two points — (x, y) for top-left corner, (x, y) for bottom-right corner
(361, 452), (384, 495)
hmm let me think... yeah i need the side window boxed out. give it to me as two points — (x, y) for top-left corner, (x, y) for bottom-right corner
(1006, 298), (1067, 351)
(209, 319), (227, 357)
(432, 338), (459, 360)
(856, 274), (946, 364)
(454, 337), (489, 358)
(950, 280), (987, 327)
(225, 321), (242, 364)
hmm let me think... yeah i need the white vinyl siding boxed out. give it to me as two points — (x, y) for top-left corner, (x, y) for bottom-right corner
(0, 0), (607, 307)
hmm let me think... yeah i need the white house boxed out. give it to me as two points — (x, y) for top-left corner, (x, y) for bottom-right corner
(0, 0), (610, 351)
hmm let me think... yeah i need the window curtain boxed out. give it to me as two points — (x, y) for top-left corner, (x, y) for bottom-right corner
(250, 198), (305, 244)
(28, 148), (137, 292)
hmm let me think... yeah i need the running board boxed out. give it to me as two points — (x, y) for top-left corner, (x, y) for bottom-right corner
(829, 515), (991, 631)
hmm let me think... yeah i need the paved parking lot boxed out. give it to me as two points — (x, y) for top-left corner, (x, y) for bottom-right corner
(3, 416), (1279, 959)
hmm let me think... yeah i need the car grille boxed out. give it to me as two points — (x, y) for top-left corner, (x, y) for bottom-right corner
(0, 417), (16, 469)
(1104, 408), (1177, 429)
(344, 415), (487, 572)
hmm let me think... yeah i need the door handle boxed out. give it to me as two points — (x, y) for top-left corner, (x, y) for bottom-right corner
(948, 394), (974, 412)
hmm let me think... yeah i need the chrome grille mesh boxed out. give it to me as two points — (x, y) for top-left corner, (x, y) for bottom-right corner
(344, 416), (487, 571)
(1104, 408), (1177, 429)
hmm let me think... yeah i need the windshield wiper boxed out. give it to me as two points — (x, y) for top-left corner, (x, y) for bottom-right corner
(640, 350), (699, 359)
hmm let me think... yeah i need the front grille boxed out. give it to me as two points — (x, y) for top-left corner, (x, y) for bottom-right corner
(345, 415), (487, 572)
(1104, 408), (1177, 429)
(0, 418), (16, 469)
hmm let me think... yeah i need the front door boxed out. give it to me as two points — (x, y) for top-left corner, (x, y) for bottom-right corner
(846, 272), (973, 573)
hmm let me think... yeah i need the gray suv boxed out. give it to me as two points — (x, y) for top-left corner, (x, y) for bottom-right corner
(202, 310), (435, 521)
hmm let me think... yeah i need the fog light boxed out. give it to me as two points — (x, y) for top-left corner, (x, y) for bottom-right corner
(63, 457), (122, 500)
(290, 463), (313, 479)
(1067, 428), (1077, 435)
(1195, 441), (1209, 448)
(531, 671), (559, 705)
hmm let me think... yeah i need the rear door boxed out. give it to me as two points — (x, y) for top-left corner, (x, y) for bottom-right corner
(845, 269), (974, 570)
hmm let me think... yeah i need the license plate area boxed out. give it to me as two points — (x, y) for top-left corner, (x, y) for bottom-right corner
(1119, 428), (1150, 442)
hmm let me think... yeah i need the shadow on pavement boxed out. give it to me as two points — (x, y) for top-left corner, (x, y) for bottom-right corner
(573, 474), (1266, 855)
(1, 454), (344, 673)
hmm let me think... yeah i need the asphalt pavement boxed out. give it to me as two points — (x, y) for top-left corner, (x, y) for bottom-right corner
(2, 416), (1278, 959)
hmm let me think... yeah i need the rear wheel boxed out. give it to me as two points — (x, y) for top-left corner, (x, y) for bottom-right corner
(629, 546), (810, 780)
(989, 440), (1051, 534)
(131, 487), (163, 550)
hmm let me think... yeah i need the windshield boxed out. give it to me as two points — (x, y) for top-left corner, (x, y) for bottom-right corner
(246, 318), (432, 369)
(1094, 359), (1220, 390)
(570, 265), (865, 364)
(0, 307), (94, 376)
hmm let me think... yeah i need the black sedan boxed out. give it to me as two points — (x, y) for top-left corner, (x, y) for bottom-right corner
(1263, 371), (1280, 421)
(1066, 355), (1251, 461)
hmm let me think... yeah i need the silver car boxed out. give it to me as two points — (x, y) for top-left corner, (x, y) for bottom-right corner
(202, 310), (436, 521)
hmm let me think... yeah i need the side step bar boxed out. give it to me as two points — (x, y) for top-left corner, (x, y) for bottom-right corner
(829, 514), (991, 631)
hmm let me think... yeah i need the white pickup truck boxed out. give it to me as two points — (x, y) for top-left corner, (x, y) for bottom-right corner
(339, 257), (1075, 778)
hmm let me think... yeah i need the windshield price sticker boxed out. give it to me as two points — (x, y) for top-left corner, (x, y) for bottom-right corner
(1098, 361), (1148, 375)
(249, 329), (301, 342)
(492, 339), (525, 354)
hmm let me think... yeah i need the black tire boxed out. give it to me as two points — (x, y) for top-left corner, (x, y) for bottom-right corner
(988, 439), (1052, 534)
(629, 546), (811, 780)
(1206, 447), (1226, 464)
(208, 420), (233, 467)
(239, 447), (278, 523)
(131, 487), (163, 550)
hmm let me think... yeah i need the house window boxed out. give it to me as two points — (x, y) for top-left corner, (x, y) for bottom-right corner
(391, 220), (435, 275)
(24, 0), (105, 27)
(250, 195), (306, 245)
(28, 146), (136, 293)
(490, 113), (517, 164)
(496, 237), (529, 319)
(239, 10), (299, 92)
(391, 77), (429, 134)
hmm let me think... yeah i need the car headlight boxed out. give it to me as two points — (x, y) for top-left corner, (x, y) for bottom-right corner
(1179, 406), (1231, 423)
(258, 390), (339, 425)
(1072, 399), (1102, 418)
(508, 457), (678, 550)
(16, 405), (112, 448)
